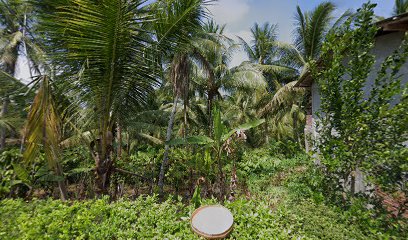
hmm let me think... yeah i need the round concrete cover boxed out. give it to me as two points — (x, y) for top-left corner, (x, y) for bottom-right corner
(191, 206), (233, 236)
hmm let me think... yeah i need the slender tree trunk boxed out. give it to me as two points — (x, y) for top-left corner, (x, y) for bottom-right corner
(350, 170), (356, 196)
(264, 119), (270, 144)
(126, 129), (130, 155)
(207, 90), (215, 136)
(158, 94), (179, 195)
(217, 151), (225, 201)
(55, 162), (68, 201)
(19, 131), (25, 153)
(183, 100), (188, 139)
(117, 121), (122, 159)
(0, 96), (9, 150)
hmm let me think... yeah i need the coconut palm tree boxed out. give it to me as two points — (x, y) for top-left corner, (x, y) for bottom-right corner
(192, 21), (267, 127)
(0, 0), (33, 150)
(156, 17), (267, 195)
(34, 0), (159, 195)
(254, 2), (351, 145)
(394, 0), (408, 15)
(238, 22), (297, 88)
(258, 81), (306, 144)
(151, 0), (211, 195)
(279, 2), (351, 73)
(239, 22), (279, 65)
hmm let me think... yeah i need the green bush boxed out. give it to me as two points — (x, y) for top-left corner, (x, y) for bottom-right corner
(0, 195), (384, 240)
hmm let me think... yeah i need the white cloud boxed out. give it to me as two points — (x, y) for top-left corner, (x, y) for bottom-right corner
(207, 0), (250, 25)
(223, 29), (252, 67)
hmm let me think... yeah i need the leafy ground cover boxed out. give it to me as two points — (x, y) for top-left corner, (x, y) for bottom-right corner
(2, 149), (404, 240)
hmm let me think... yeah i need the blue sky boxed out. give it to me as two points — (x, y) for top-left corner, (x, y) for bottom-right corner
(207, 0), (395, 66)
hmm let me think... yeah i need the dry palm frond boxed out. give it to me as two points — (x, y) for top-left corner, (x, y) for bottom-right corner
(24, 76), (61, 169)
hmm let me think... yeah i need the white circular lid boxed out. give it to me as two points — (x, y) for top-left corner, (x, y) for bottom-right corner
(191, 205), (234, 236)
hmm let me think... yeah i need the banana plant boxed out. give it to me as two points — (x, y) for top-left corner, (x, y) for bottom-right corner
(169, 107), (264, 198)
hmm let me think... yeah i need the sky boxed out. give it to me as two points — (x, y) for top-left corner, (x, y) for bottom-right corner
(207, 0), (395, 66)
(15, 0), (396, 82)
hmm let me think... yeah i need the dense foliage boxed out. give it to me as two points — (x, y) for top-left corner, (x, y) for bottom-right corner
(313, 2), (408, 219)
(0, 0), (407, 239)
(3, 150), (404, 240)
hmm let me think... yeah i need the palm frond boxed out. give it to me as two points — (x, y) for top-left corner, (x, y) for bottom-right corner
(24, 76), (61, 169)
(260, 81), (305, 117)
(394, 0), (408, 15)
(227, 62), (267, 90)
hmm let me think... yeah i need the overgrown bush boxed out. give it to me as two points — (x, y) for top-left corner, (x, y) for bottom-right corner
(0, 195), (380, 240)
(312, 2), (408, 219)
(0, 149), (30, 198)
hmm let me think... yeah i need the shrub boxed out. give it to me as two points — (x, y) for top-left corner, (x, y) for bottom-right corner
(0, 195), (380, 240)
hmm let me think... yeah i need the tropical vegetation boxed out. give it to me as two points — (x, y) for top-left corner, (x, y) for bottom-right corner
(0, 0), (407, 239)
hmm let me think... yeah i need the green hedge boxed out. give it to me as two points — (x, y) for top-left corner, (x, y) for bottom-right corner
(1, 196), (377, 240)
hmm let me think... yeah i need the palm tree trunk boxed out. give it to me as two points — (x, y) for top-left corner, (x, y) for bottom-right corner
(207, 90), (215, 136)
(93, 132), (114, 196)
(158, 94), (179, 195)
(117, 121), (122, 159)
(54, 162), (68, 201)
(264, 119), (270, 144)
(0, 96), (9, 150)
(183, 100), (188, 139)
(216, 150), (225, 200)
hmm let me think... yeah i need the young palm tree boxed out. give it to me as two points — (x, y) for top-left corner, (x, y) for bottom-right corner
(35, 0), (158, 195)
(394, 0), (408, 15)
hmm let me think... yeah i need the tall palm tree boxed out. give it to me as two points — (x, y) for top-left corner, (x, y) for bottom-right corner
(35, 0), (158, 195)
(151, 0), (211, 195)
(238, 22), (297, 83)
(238, 22), (279, 65)
(258, 81), (306, 143)
(0, 0), (32, 150)
(257, 2), (351, 145)
(394, 0), (408, 15)
(192, 21), (267, 127)
(155, 16), (266, 194)
(238, 22), (302, 143)
(280, 2), (351, 73)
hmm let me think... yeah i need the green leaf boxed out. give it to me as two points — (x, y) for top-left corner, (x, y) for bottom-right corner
(213, 107), (224, 144)
(11, 163), (30, 183)
(9, 180), (23, 187)
(222, 118), (265, 142)
(67, 167), (94, 175)
(37, 174), (65, 182)
(167, 136), (214, 146)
